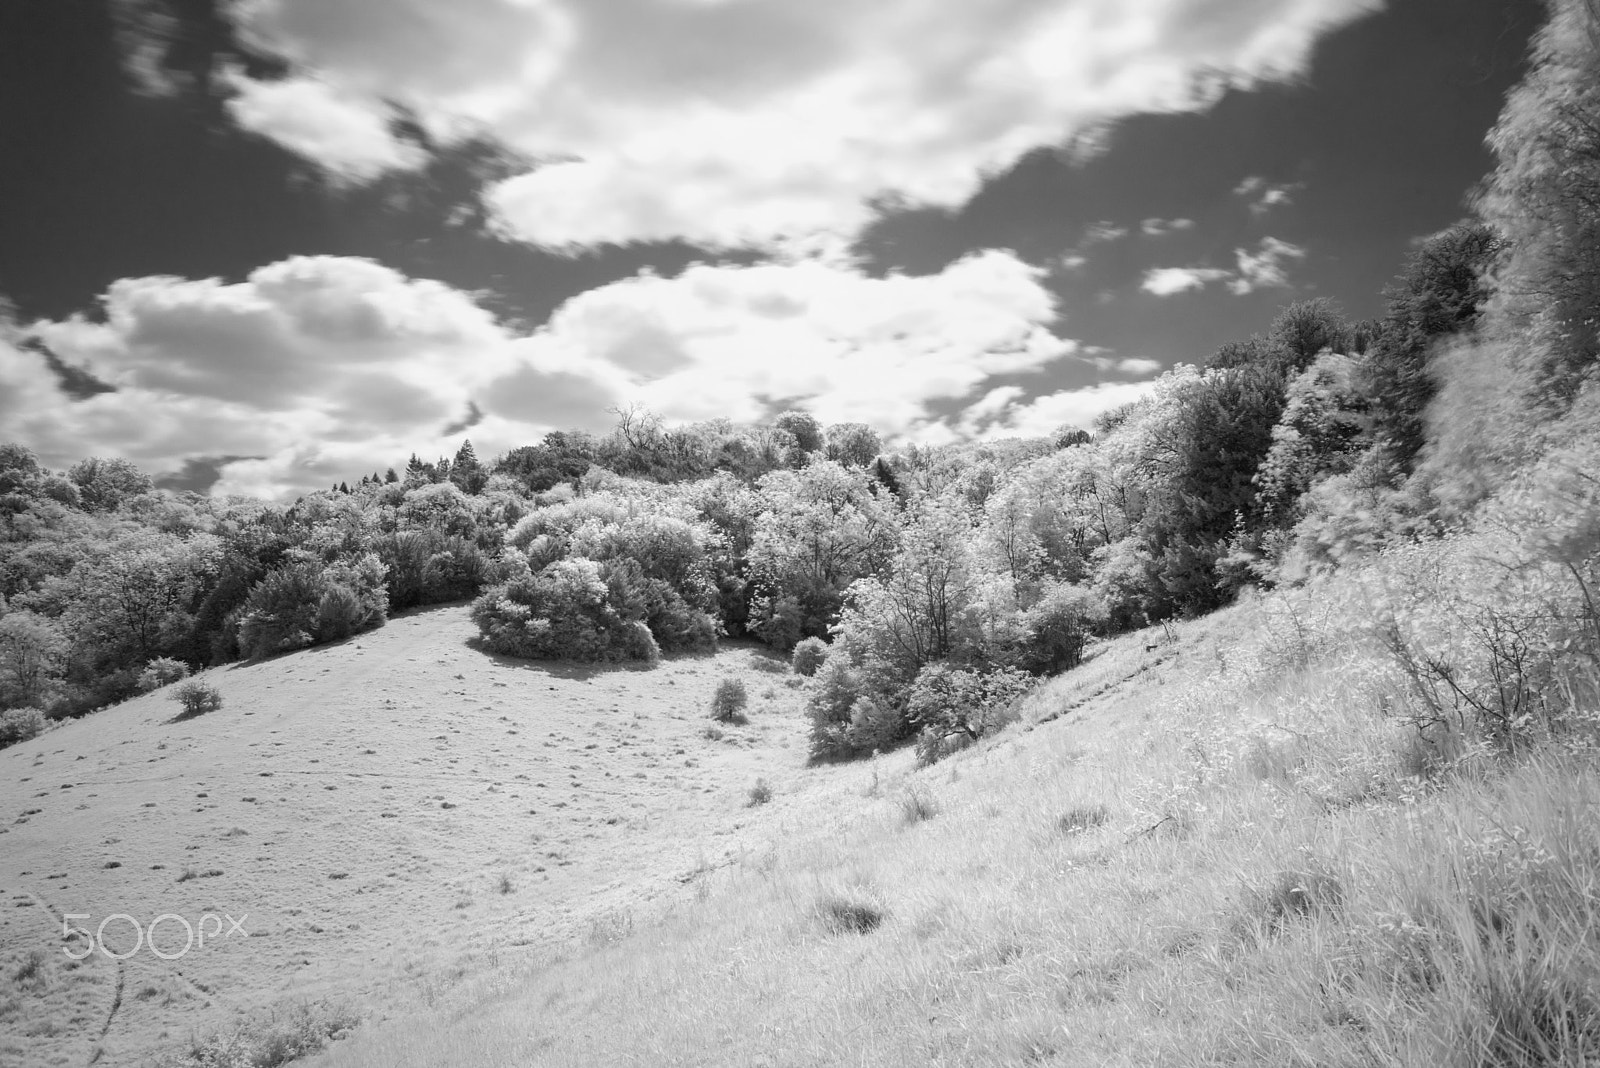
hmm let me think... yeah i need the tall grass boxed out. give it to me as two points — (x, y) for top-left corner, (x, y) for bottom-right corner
(317, 528), (1600, 1067)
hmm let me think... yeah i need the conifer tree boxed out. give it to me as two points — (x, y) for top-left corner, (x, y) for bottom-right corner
(384, 468), (399, 483)
(450, 440), (486, 494)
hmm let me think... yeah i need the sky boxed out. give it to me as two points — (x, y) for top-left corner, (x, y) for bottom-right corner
(0, 0), (1545, 499)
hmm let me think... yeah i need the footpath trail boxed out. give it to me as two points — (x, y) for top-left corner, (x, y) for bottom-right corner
(0, 604), (846, 1067)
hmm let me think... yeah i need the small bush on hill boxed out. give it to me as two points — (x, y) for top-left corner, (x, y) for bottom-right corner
(805, 656), (909, 760)
(710, 677), (749, 722)
(908, 664), (1035, 766)
(747, 778), (772, 806)
(170, 680), (222, 718)
(235, 556), (388, 660)
(791, 636), (828, 677)
(0, 706), (47, 749)
(1010, 583), (1104, 675)
(472, 558), (662, 663)
(135, 657), (189, 693)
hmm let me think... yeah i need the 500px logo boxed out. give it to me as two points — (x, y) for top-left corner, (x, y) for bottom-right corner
(61, 913), (248, 961)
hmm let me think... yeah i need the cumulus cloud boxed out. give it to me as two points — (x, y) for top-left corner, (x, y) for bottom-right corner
(6, 251), (1092, 498)
(1139, 217), (1195, 237)
(963, 380), (1160, 440)
(218, 65), (427, 183)
(1229, 236), (1307, 293)
(1141, 266), (1234, 296)
(1140, 236), (1307, 297)
(214, 0), (1379, 250)
(1233, 175), (1302, 216)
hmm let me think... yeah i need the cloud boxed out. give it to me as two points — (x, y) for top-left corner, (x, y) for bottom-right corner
(1228, 236), (1307, 293)
(112, 0), (188, 98)
(1233, 175), (1301, 216)
(1139, 217), (1195, 237)
(1141, 266), (1234, 296)
(490, 250), (1078, 436)
(1140, 236), (1307, 297)
(962, 380), (1160, 440)
(218, 65), (427, 183)
(215, 0), (1380, 250)
(7, 251), (1093, 498)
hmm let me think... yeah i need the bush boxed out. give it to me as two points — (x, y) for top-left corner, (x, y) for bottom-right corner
(907, 664), (1034, 766)
(710, 678), (749, 723)
(170, 680), (222, 718)
(805, 657), (910, 760)
(1011, 583), (1104, 675)
(235, 564), (324, 659)
(135, 657), (189, 694)
(472, 558), (657, 663)
(0, 706), (47, 749)
(314, 586), (365, 642)
(791, 637), (829, 677)
(747, 778), (773, 806)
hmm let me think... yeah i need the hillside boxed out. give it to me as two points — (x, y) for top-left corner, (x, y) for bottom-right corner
(0, 604), (891, 1068)
(303, 582), (1600, 1068)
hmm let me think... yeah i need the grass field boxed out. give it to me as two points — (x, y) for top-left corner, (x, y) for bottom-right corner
(4, 574), (1597, 1067)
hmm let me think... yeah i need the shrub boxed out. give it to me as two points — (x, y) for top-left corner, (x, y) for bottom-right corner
(135, 657), (189, 693)
(171, 999), (358, 1068)
(1057, 805), (1109, 836)
(814, 894), (885, 935)
(805, 656), (911, 760)
(1011, 583), (1104, 675)
(313, 586), (365, 642)
(907, 664), (1034, 766)
(898, 787), (938, 825)
(0, 706), (48, 749)
(471, 558), (657, 663)
(236, 564), (326, 659)
(710, 678), (749, 723)
(170, 680), (222, 718)
(791, 637), (829, 677)
(747, 778), (773, 806)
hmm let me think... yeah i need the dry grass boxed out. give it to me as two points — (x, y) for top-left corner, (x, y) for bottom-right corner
(313, 561), (1600, 1068)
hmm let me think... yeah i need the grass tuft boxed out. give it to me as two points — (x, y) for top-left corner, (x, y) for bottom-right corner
(814, 894), (885, 935)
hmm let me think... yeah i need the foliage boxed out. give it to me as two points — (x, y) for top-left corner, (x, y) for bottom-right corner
(0, 609), (65, 709)
(170, 679), (222, 718)
(1361, 223), (1506, 475)
(906, 663), (1034, 766)
(0, 705), (47, 749)
(710, 677), (749, 722)
(470, 558), (662, 663)
(135, 656), (189, 693)
(1008, 582), (1105, 675)
(791, 636), (829, 677)
(236, 554), (387, 660)
(805, 655), (907, 761)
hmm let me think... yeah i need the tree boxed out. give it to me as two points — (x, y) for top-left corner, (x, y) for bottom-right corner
(1140, 365), (1286, 614)
(0, 610), (64, 708)
(450, 440), (487, 494)
(1477, 0), (1600, 412)
(841, 494), (981, 672)
(1362, 222), (1504, 473)
(1267, 299), (1350, 376)
(825, 423), (882, 468)
(67, 457), (153, 512)
(775, 410), (824, 454)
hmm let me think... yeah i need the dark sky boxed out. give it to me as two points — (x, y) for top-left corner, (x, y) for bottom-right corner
(0, 0), (1547, 496)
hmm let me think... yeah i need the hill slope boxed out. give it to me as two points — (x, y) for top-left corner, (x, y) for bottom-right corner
(0, 604), (881, 1067)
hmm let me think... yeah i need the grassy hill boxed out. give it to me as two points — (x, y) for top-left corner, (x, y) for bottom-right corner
(0, 603), (877, 1067)
(4, 551), (1598, 1067)
(302, 585), (1599, 1068)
